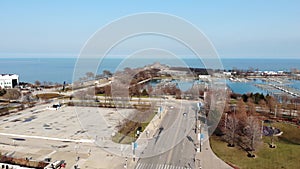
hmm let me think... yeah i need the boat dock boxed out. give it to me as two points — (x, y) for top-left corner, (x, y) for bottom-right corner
(255, 83), (300, 97)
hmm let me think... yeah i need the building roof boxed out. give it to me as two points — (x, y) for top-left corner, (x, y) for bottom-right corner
(0, 74), (19, 79)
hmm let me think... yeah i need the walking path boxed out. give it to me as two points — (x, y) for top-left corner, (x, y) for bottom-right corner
(195, 127), (233, 169)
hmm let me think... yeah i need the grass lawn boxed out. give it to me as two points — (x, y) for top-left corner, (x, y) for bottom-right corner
(35, 93), (65, 99)
(210, 122), (300, 169)
(112, 132), (136, 144)
(112, 110), (156, 144)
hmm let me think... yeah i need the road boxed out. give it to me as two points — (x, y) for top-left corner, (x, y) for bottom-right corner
(134, 101), (197, 169)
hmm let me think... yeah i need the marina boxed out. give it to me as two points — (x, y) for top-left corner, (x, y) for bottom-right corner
(227, 77), (300, 97)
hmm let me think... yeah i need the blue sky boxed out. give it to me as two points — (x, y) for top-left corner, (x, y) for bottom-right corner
(0, 0), (300, 58)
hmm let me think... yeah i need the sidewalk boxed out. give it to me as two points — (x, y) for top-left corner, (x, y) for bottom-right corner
(195, 129), (233, 169)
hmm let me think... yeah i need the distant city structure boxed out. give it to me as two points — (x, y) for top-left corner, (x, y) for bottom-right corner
(0, 74), (19, 88)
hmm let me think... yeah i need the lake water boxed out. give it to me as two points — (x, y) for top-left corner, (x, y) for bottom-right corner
(0, 58), (299, 94)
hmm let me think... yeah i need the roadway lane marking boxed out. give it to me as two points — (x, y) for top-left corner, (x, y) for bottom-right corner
(136, 163), (191, 169)
(0, 132), (94, 143)
(135, 163), (141, 169)
(137, 163), (143, 169)
(139, 163), (145, 169)
(166, 106), (185, 164)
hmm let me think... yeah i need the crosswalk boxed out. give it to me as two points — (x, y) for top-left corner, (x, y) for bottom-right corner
(135, 163), (192, 169)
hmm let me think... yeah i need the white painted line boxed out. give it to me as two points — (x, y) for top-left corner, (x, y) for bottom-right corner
(141, 163), (145, 169)
(140, 163), (146, 169)
(136, 163), (141, 169)
(0, 132), (94, 143)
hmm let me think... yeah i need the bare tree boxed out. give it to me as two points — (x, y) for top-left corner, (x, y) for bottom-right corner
(104, 85), (112, 106)
(224, 112), (239, 147)
(236, 99), (247, 122)
(112, 83), (129, 107)
(247, 98), (256, 115)
(74, 88), (94, 101)
(242, 116), (262, 156)
(281, 94), (289, 109)
(287, 103), (295, 118)
(85, 72), (95, 80)
(266, 95), (277, 114)
(35, 80), (41, 86)
(258, 99), (267, 112)
(103, 70), (112, 78)
(43, 81), (48, 86)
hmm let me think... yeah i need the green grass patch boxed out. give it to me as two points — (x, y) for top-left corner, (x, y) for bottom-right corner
(112, 109), (156, 144)
(210, 122), (300, 169)
(112, 132), (136, 145)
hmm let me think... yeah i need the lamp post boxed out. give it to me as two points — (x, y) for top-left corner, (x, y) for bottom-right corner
(199, 123), (202, 152)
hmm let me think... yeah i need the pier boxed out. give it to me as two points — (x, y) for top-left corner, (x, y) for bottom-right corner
(255, 83), (300, 97)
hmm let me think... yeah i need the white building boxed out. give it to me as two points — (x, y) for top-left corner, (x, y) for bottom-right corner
(198, 74), (211, 79)
(0, 74), (19, 88)
(0, 162), (33, 169)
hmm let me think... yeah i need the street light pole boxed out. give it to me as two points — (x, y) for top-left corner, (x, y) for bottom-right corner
(199, 123), (202, 152)
(195, 108), (198, 134)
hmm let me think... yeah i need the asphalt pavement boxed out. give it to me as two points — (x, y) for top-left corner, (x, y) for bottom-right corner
(134, 101), (196, 169)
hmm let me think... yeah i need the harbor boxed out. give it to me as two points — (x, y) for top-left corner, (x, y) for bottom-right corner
(227, 77), (300, 98)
